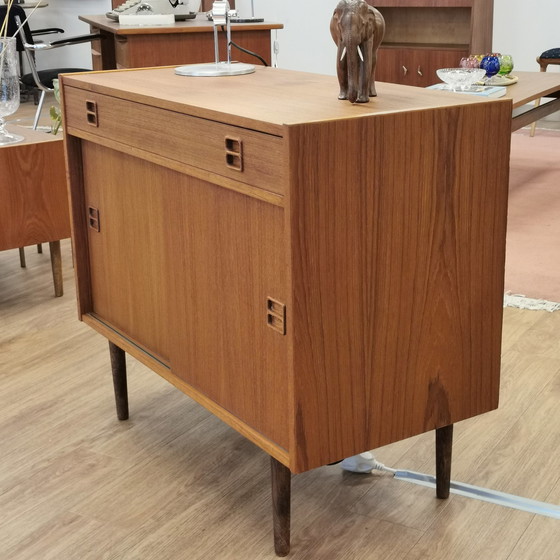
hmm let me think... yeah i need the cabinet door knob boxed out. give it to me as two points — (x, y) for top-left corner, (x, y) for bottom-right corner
(402, 65), (408, 75)
(417, 66), (423, 76)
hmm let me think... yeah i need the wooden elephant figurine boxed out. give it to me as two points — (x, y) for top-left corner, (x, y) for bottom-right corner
(330, 0), (385, 103)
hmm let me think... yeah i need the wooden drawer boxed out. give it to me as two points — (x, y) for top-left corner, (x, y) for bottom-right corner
(63, 86), (285, 195)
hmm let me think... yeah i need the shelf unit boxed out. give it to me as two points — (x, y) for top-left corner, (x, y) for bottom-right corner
(373, 0), (494, 87)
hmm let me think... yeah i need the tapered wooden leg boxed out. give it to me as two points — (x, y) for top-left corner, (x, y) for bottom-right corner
(436, 424), (453, 499)
(109, 341), (129, 421)
(271, 457), (291, 557)
(37, 243), (43, 254)
(49, 241), (63, 297)
(18, 247), (26, 268)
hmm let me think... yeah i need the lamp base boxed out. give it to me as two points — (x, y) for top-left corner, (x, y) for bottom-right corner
(175, 62), (255, 77)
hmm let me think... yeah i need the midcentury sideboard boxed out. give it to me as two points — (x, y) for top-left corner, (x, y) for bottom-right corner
(60, 67), (512, 555)
(373, 0), (494, 87)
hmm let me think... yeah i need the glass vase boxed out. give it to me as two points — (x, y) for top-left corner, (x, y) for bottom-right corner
(0, 37), (24, 145)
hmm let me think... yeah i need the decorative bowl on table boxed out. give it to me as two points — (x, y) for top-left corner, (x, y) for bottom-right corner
(436, 68), (487, 91)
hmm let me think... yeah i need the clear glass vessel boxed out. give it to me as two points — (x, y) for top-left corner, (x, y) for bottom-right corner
(0, 37), (24, 146)
(498, 54), (514, 76)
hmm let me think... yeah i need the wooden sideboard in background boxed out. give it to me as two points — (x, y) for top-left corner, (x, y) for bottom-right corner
(81, 13), (281, 70)
(373, 0), (494, 86)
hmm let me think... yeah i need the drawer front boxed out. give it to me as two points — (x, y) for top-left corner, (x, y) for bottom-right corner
(63, 86), (285, 195)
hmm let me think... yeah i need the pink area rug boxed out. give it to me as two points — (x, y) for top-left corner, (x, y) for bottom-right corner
(504, 128), (560, 303)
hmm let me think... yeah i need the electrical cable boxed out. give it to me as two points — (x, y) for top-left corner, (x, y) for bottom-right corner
(340, 455), (560, 519)
(219, 25), (269, 67)
(229, 40), (268, 66)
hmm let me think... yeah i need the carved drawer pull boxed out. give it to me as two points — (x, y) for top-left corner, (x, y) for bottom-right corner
(225, 136), (243, 171)
(417, 66), (423, 76)
(85, 100), (98, 127)
(402, 65), (408, 75)
(88, 206), (100, 232)
(266, 297), (286, 335)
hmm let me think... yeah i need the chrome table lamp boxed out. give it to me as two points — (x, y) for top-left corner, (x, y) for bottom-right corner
(175, 0), (255, 77)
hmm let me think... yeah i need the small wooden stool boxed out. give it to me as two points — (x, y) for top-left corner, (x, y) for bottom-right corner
(530, 48), (560, 136)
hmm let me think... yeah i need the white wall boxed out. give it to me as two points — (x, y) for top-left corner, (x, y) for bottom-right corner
(235, 0), (337, 74)
(492, 0), (560, 73)
(27, 0), (560, 75)
(25, 0), (106, 70)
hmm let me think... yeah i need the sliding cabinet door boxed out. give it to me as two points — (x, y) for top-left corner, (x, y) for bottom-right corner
(81, 143), (170, 362)
(166, 174), (289, 450)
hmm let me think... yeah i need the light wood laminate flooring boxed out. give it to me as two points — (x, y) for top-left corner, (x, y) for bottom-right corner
(3, 94), (560, 559)
(1, 236), (559, 559)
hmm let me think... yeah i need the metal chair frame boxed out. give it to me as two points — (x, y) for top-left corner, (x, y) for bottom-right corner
(1, 5), (99, 129)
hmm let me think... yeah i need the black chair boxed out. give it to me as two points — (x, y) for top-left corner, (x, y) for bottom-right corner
(0, 5), (99, 129)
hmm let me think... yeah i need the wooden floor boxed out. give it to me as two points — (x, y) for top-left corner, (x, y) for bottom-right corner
(1, 240), (559, 560)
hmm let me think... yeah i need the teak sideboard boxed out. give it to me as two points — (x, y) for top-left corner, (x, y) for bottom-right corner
(60, 67), (512, 555)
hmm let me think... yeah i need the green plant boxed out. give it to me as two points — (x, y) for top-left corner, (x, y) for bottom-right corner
(50, 78), (62, 134)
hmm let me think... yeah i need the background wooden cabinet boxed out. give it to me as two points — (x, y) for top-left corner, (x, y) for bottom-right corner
(373, 0), (494, 87)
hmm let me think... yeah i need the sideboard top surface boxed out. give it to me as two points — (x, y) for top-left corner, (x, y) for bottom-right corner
(61, 66), (509, 135)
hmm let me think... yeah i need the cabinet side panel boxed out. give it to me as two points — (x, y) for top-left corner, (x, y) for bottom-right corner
(288, 100), (511, 472)
(63, 135), (92, 318)
(167, 178), (289, 450)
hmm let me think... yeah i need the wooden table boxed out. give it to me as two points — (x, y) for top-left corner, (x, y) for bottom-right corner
(61, 66), (513, 554)
(0, 126), (69, 297)
(79, 13), (283, 70)
(504, 71), (560, 131)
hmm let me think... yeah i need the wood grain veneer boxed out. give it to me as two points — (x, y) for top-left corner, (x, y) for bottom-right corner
(60, 67), (504, 134)
(62, 66), (512, 476)
(81, 143), (170, 362)
(0, 129), (69, 251)
(80, 14), (281, 70)
(63, 85), (285, 194)
(166, 175), (289, 449)
(286, 102), (511, 470)
(373, 0), (494, 86)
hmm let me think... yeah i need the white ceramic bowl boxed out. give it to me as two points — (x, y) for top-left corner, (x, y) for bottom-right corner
(436, 67), (487, 90)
